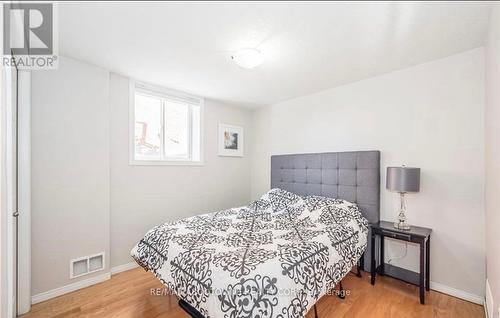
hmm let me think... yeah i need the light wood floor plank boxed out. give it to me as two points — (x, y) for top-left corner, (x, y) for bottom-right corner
(21, 268), (484, 318)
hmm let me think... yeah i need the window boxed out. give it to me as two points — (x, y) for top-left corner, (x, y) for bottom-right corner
(130, 81), (203, 165)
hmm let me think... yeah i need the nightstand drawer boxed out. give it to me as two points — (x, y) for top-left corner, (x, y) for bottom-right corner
(379, 230), (411, 241)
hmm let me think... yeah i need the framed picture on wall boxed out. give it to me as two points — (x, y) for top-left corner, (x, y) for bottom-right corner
(218, 124), (244, 157)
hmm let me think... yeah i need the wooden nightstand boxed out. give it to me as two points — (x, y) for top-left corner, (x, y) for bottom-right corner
(370, 221), (432, 304)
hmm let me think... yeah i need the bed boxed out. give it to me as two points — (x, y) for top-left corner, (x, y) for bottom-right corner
(131, 151), (380, 318)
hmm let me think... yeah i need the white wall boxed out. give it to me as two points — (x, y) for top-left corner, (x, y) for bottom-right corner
(30, 59), (253, 297)
(485, 4), (500, 317)
(29, 63), (253, 296)
(31, 57), (110, 295)
(251, 48), (485, 299)
(109, 73), (253, 267)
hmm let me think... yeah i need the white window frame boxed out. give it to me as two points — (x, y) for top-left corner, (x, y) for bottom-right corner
(129, 80), (204, 166)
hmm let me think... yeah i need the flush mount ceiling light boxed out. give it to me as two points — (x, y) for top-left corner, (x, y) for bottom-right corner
(231, 48), (263, 69)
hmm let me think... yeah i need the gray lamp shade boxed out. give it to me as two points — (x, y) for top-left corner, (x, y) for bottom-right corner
(386, 167), (420, 192)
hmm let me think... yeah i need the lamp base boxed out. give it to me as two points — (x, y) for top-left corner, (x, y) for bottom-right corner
(394, 192), (411, 231)
(394, 221), (411, 231)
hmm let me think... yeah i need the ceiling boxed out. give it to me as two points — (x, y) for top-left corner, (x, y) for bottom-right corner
(59, 2), (493, 107)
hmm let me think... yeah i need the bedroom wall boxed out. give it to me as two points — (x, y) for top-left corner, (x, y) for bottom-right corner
(109, 73), (253, 268)
(251, 48), (485, 299)
(30, 61), (253, 295)
(485, 4), (500, 317)
(31, 56), (110, 295)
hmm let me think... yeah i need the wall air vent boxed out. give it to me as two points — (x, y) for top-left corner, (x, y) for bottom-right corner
(70, 252), (105, 279)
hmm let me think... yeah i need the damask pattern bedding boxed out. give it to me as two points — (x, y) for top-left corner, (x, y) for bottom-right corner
(131, 188), (368, 318)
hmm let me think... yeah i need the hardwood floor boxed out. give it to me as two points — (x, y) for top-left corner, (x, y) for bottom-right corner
(21, 268), (484, 318)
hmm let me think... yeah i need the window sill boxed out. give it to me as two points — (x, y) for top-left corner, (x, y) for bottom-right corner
(129, 159), (204, 166)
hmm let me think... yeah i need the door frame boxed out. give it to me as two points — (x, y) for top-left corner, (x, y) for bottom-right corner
(1, 59), (18, 318)
(17, 70), (31, 315)
(1, 2), (32, 314)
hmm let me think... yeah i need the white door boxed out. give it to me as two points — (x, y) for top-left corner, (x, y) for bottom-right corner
(1, 64), (18, 318)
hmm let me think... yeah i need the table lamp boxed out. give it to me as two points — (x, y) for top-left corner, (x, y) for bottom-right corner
(386, 166), (420, 230)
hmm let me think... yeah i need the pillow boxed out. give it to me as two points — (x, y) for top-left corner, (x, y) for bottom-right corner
(259, 188), (306, 213)
(302, 195), (365, 225)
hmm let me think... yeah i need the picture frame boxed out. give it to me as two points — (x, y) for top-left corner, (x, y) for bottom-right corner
(218, 123), (244, 157)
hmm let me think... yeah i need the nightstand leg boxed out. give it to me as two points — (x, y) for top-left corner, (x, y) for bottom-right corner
(370, 231), (376, 285)
(420, 241), (425, 304)
(426, 237), (430, 291)
(380, 235), (385, 276)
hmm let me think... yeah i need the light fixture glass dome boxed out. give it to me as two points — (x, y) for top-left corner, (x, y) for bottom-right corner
(231, 48), (263, 69)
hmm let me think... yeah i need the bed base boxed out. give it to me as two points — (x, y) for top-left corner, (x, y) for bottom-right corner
(178, 258), (362, 318)
(178, 283), (347, 318)
(178, 299), (205, 318)
(353, 253), (364, 278)
(313, 280), (344, 318)
(177, 283), (347, 318)
(178, 261), (362, 318)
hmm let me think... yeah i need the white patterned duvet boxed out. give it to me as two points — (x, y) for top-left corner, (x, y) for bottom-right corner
(132, 188), (368, 318)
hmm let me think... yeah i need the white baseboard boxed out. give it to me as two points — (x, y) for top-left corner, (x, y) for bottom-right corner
(485, 279), (494, 318)
(111, 261), (138, 275)
(31, 272), (111, 305)
(30, 262), (139, 305)
(430, 281), (484, 305)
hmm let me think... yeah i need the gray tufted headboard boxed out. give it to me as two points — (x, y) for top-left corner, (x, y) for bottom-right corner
(271, 151), (380, 271)
(271, 151), (380, 223)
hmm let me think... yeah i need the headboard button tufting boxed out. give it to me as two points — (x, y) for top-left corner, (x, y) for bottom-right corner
(270, 151), (380, 225)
